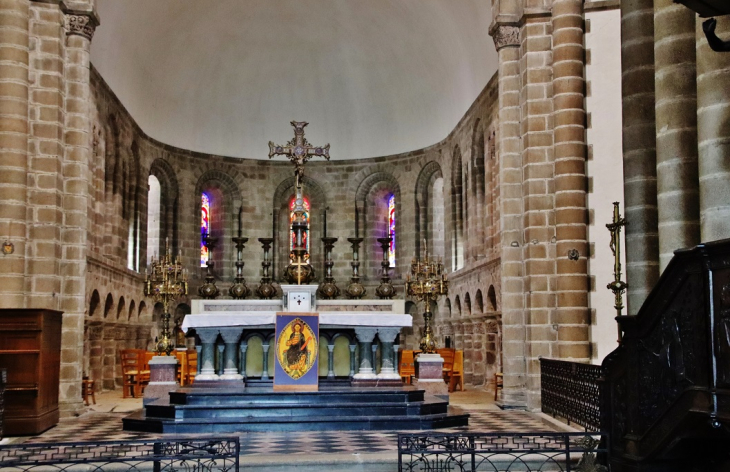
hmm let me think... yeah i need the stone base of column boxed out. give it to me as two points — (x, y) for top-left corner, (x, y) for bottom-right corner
(415, 353), (448, 399)
(414, 378), (449, 398)
(189, 379), (244, 388)
(219, 371), (243, 381)
(351, 378), (404, 387)
(353, 370), (377, 380)
(195, 373), (220, 381)
(144, 356), (178, 405)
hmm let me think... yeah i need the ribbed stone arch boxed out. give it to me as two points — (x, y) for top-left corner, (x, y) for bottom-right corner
(147, 158), (180, 261)
(354, 171), (402, 280)
(414, 161), (444, 257)
(194, 169), (243, 280)
(272, 175), (328, 281)
(451, 145), (464, 270)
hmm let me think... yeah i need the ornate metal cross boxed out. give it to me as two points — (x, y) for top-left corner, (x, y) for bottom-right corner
(268, 121), (330, 187)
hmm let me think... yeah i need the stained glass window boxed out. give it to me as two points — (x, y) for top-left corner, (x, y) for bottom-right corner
(290, 196), (310, 262)
(388, 194), (396, 267)
(201, 193), (210, 267)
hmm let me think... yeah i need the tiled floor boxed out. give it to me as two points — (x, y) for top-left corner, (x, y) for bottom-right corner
(5, 388), (567, 457)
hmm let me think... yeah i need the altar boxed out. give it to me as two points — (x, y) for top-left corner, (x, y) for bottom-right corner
(183, 285), (412, 384)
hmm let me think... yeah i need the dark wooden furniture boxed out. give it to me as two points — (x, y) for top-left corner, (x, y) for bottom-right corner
(602, 240), (730, 471)
(0, 309), (62, 436)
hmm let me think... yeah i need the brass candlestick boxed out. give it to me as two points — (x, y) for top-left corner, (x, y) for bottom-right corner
(318, 237), (340, 299)
(144, 239), (188, 355)
(198, 234), (220, 299)
(606, 201), (628, 342)
(375, 236), (395, 299)
(256, 237), (277, 299)
(345, 237), (366, 299)
(229, 206), (250, 299)
(405, 244), (448, 354)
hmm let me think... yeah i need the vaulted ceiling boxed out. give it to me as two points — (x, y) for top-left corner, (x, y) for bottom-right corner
(91, 0), (498, 160)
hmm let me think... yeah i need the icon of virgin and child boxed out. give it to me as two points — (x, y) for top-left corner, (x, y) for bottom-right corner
(277, 318), (317, 380)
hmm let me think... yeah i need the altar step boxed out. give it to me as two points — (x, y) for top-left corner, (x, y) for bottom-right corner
(123, 386), (469, 433)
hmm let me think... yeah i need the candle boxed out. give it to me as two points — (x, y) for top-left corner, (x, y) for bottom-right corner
(324, 209), (327, 237)
(355, 205), (359, 238)
(238, 206), (243, 236)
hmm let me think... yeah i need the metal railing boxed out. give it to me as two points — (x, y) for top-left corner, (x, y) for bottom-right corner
(0, 437), (239, 472)
(540, 358), (602, 431)
(398, 432), (608, 472)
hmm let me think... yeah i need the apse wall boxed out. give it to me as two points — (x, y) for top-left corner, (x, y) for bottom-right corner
(87, 63), (503, 385)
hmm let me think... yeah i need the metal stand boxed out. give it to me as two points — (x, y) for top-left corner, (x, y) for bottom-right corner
(345, 237), (366, 299)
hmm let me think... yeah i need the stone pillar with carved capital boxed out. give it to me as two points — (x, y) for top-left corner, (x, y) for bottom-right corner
(196, 328), (220, 381)
(376, 328), (401, 380)
(353, 328), (378, 379)
(239, 343), (248, 378)
(219, 328), (244, 381)
(349, 344), (357, 378)
(262, 343), (271, 380)
(327, 344), (335, 379)
(490, 20), (527, 409)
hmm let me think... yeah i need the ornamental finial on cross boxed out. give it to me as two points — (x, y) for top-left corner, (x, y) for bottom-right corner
(268, 121), (331, 187)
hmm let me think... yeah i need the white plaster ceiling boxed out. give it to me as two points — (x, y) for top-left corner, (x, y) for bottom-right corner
(91, 1), (498, 160)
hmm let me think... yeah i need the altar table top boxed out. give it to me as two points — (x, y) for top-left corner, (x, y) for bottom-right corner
(182, 312), (412, 331)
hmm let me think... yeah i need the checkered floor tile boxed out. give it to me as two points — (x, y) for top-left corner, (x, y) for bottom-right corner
(13, 409), (558, 456)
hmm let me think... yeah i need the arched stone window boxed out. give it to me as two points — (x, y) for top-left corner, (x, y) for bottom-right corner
(415, 161), (444, 259)
(451, 146), (465, 271)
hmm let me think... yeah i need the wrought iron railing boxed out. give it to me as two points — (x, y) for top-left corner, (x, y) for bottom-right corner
(0, 437), (239, 472)
(398, 432), (609, 472)
(540, 358), (602, 431)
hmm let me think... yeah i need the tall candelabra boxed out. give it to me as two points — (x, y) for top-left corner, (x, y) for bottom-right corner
(405, 245), (448, 354)
(606, 201), (628, 342)
(144, 240), (188, 355)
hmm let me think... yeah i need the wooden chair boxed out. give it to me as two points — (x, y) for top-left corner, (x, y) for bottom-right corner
(437, 348), (455, 383)
(494, 372), (503, 401)
(175, 350), (188, 386)
(399, 350), (415, 384)
(448, 350), (464, 392)
(186, 349), (198, 385)
(120, 349), (149, 398)
(82, 376), (96, 405)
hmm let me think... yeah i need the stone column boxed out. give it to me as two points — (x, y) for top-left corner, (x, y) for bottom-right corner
(216, 343), (225, 375)
(697, 16), (730, 241)
(327, 344), (335, 379)
(239, 342), (248, 378)
(490, 23), (526, 408)
(219, 328), (243, 381)
(349, 344), (357, 378)
(196, 328), (219, 381)
(261, 342), (270, 380)
(552, 0), (590, 386)
(622, 0), (659, 314)
(654, 0), (699, 271)
(377, 328), (401, 380)
(195, 344), (202, 375)
(0, 0), (29, 309)
(353, 327), (378, 379)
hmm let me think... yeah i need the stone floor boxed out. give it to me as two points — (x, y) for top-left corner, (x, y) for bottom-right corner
(1, 386), (575, 470)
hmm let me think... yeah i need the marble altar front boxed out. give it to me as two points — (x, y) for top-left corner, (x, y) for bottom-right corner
(182, 285), (412, 384)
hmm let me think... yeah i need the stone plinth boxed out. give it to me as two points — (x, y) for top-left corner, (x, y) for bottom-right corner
(415, 353), (448, 399)
(143, 356), (178, 405)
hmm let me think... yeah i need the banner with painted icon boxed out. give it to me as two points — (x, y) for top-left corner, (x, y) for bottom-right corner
(273, 312), (319, 391)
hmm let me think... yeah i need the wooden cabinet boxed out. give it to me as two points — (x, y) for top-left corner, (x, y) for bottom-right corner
(0, 309), (62, 435)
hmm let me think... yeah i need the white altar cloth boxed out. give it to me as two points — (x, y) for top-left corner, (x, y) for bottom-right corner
(182, 312), (412, 331)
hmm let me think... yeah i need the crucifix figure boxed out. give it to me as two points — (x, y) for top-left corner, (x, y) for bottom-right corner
(268, 121), (331, 188)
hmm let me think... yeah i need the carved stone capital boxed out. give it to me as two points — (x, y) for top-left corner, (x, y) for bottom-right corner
(219, 327), (243, 344)
(377, 327), (400, 344)
(491, 25), (520, 51)
(196, 328), (220, 344)
(354, 327), (378, 343)
(64, 12), (98, 41)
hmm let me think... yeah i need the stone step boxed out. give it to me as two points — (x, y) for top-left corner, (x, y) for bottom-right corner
(122, 409), (469, 433)
(145, 399), (448, 419)
(169, 387), (425, 406)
